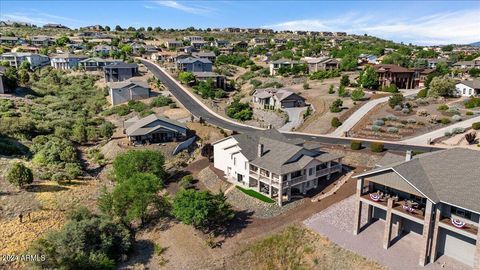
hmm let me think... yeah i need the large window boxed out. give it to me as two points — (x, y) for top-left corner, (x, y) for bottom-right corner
(291, 170), (302, 179)
(451, 206), (472, 220)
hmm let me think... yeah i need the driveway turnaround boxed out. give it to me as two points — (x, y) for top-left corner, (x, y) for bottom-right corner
(279, 107), (307, 131)
(304, 196), (470, 270)
(330, 88), (421, 137)
(401, 115), (480, 145)
(140, 59), (442, 153)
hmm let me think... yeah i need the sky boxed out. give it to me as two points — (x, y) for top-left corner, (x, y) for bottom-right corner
(1, 0), (479, 45)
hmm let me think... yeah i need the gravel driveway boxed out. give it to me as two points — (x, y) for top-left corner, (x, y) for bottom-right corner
(304, 196), (470, 270)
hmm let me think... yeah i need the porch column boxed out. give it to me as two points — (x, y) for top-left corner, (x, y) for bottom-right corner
(430, 205), (442, 263)
(286, 188), (291, 202)
(474, 220), (480, 270)
(383, 198), (394, 249)
(326, 161), (332, 180)
(353, 178), (364, 235)
(268, 185), (272, 197)
(278, 184), (283, 206)
(419, 200), (434, 266)
(395, 216), (403, 238)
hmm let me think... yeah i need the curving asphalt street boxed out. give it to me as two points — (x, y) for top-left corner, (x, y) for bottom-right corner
(141, 59), (442, 153)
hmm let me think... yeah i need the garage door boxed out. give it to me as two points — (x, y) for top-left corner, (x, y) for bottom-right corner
(437, 228), (476, 267)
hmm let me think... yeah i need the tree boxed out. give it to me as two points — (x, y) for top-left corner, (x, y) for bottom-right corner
(359, 66), (378, 89)
(19, 60), (30, 70)
(428, 76), (455, 98)
(6, 162), (33, 188)
(98, 173), (163, 225)
(340, 54), (357, 71)
(328, 84), (335, 94)
(17, 69), (30, 85)
(56, 36), (70, 46)
(331, 117), (342, 128)
(120, 44), (133, 55)
(147, 26), (153, 31)
(172, 189), (234, 230)
(350, 88), (365, 101)
(340, 74), (350, 86)
(112, 150), (165, 181)
(329, 99), (343, 113)
(337, 85), (349, 97)
(104, 25), (111, 31)
(388, 93), (404, 108)
(28, 207), (132, 270)
(226, 99), (253, 121)
(178, 71), (195, 84)
(71, 121), (87, 143)
(115, 25), (123, 31)
(3, 66), (18, 90)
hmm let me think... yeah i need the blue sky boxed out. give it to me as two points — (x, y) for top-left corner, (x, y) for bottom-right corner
(1, 1), (479, 45)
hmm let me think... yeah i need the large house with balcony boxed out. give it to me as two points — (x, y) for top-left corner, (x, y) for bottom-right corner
(352, 148), (480, 268)
(213, 129), (343, 206)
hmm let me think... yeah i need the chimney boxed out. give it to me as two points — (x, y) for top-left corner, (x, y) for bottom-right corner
(258, 143), (264, 157)
(405, 150), (412, 161)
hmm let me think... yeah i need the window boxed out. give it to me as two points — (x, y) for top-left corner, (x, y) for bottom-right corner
(451, 206), (472, 220)
(309, 168), (314, 175)
(291, 170), (302, 178)
(233, 157), (236, 166)
(237, 173), (243, 183)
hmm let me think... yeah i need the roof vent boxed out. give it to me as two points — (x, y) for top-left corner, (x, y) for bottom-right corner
(258, 143), (264, 157)
(405, 150), (413, 161)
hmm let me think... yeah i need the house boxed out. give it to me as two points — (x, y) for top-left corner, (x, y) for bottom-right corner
(453, 60), (480, 69)
(352, 148), (480, 268)
(79, 58), (121, 71)
(455, 79), (480, 97)
(269, 58), (303, 76)
(374, 64), (415, 89)
(223, 27), (241, 33)
(213, 129), (343, 206)
(250, 37), (269, 46)
(192, 51), (216, 63)
(426, 58), (449, 69)
(0, 36), (20, 45)
(358, 54), (378, 65)
(413, 68), (435, 88)
(183, 36), (204, 42)
(191, 40), (208, 50)
(0, 20), (32, 27)
(30, 36), (55, 47)
(92, 45), (116, 55)
(109, 80), (150, 105)
(50, 53), (87, 70)
(192, 72), (226, 89)
(103, 62), (139, 82)
(176, 57), (212, 72)
(334, 32), (347, 36)
(212, 39), (229, 47)
(81, 25), (103, 31)
(271, 38), (288, 45)
(164, 39), (183, 50)
(219, 47), (234, 55)
(0, 66), (9, 94)
(43, 23), (69, 29)
(124, 114), (188, 144)
(302, 57), (339, 73)
(0, 52), (50, 69)
(252, 88), (306, 109)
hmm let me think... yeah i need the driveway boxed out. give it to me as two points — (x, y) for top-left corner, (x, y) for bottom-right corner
(330, 88), (421, 137)
(279, 107), (307, 131)
(304, 196), (470, 270)
(401, 115), (480, 145)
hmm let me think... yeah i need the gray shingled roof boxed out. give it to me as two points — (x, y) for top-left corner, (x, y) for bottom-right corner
(177, 57), (211, 64)
(458, 79), (480, 89)
(231, 129), (342, 175)
(104, 62), (138, 69)
(355, 148), (480, 213)
(109, 80), (149, 90)
(125, 114), (186, 136)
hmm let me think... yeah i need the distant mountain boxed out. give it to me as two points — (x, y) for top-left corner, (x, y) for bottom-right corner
(469, 41), (480, 47)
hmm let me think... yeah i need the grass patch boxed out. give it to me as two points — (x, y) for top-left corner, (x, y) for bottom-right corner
(236, 186), (275, 203)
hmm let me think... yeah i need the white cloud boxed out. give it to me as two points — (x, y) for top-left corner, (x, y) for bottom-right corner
(153, 1), (211, 15)
(265, 10), (480, 45)
(0, 12), (79, 26)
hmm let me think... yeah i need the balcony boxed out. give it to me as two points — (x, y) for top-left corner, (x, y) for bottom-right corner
(440, 217), (478, 237)
(361, 193), (426, 222)
(315, 164), (342, 177)
(289, 175), (306, 186)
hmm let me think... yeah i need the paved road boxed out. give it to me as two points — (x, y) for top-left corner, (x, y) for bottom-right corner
(402, 115), (480, 145)
(279, 107), (307, 132)
(141, 59), (442, 153)
(330, 88), (421, 137)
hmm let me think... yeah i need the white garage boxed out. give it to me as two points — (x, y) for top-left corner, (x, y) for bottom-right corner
(437, 228), (476, 267)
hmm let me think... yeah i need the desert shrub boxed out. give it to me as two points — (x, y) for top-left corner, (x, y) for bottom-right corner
(388, 93), (404, 109)
(387, 127), (399, 134)
(6, 162), (33, 188)
(417, 88), (428, 98)
(370, 142), (384, 153)
(444, 131), (452, 137)
(472, 122), (480, 130)
(407, 118), (416, 124)
(452, 115), (462, 122)
(150, 96), (173, 107)
(373, 119), (385, 126)
(328, 84), (335, 94)
(440, 117), (451, 124)
(446, 107), (460, 115)
(226, 99), (253, 121)
(179, 174), (194, 189)
(329, 99), (343, 113)
(437, 104), (449, 111)
(466, 111), (474, 116)
(386, 114), (398, 121)
(394, 105), (402, 111)
(371, 125), (381, 132)
(331, 117), (342, 128)
(416, 109), (429, 117)
(452, 127), (465, 134)
(464, 97), (480, 109)
(401, 107), (411, 114)
(350, 140), (362, 150)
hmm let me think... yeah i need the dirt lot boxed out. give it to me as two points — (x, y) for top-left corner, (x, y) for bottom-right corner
(350, 97), (477, 140)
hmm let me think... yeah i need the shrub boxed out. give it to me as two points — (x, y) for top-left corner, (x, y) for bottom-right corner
(452, 115), (462, 122)
(388, 93), (404, 109)
(350, 140), (362, 150)
(466, 111), (474, 116)
(329, 99), (343, 113)
(472, 122), (480, 130)
(417, 88), (428, 98)
(179, 175), (194, 189)
(331, 117), (342, 128)
(6, 162), (33, 188)
(464, 97), (480, 109)
(373, 119), (385, 126)
(440, 117), (451, 124)
(112, 149), (165, 182)
(387, 127), (399, 134)
(386, 114), (398, 121)
(302, 82), (310, 89)
(350, 88), (365, 101)
(444, 131), (452, 137)
(437, 104), (449, 111)
(226, 99), (253, 121)
(371, 125), (381, 132)
(370, 142), (384, 153)
(407, 118), (416, 124)
(401, 107), (411, 114)
(150, 96), (173, 107)
(394, 105), (403, 111)
(452, 127), (465, 134)
(328, 84), (335, 94)
(446, 107), (460, 115)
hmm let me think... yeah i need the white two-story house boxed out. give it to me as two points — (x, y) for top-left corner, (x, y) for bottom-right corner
(213, 129), (343, 206)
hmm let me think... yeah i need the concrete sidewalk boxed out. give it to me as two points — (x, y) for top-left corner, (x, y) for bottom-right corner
(330, 88), (421, 137)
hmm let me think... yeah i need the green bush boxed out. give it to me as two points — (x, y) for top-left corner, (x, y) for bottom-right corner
(150, 96), (173, 107)
(350, 140), (362, 150)
(331, 117), (342, 128)
(388, 93), (404, 109)
(329, 99), (343, 113)
(466, 111), (474, 116)
(472, 122), (480, 130)
(440, 117), (451, 124)
(370, 142), (384, 153)
(464, 97), (480, 109)
(416, 88), (428, 98)
(437, 104), (449, 111)
(112, 149), (165, 182)
(6, 162), (33, 188)
(226, 100), (253, 121)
